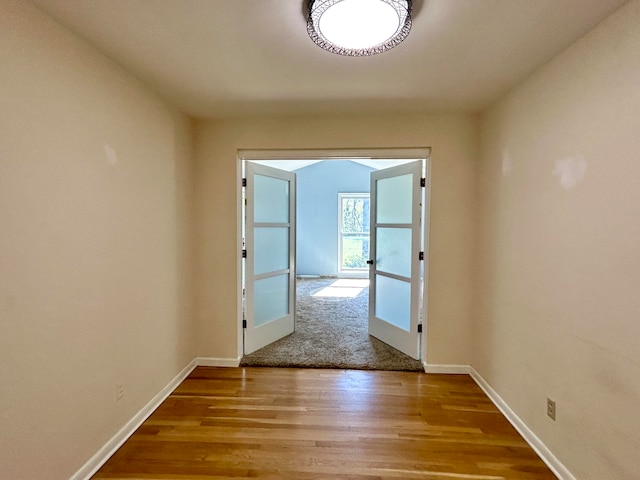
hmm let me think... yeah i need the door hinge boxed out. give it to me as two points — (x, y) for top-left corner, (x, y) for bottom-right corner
(420, 177), (426, 187)
(242, 249), (247, 258)
(242, 178), (247, 187)
(417, 324), (423, 333)
(242, 319), (247, 329)
(419, 251), (424, 261)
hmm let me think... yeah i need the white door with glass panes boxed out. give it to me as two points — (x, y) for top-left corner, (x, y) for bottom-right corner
(368, 161), (423, 359)
(244, 163), (296, 354)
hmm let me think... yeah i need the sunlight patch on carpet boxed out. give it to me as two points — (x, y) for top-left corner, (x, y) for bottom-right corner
(312, 279), (369, 298)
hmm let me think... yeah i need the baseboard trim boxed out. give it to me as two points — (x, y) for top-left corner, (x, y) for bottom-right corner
(469, 367), (575, 480)
(70, 358), (198, 480)
(423, 363), (471, 374)
(196, 356), (241, 367)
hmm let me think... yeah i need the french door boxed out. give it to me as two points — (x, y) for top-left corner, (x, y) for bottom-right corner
(368, 161), (423, 359)
(243, 163), (296, 354)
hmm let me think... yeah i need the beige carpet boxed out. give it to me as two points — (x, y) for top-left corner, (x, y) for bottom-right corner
(240, 278), (424, 371)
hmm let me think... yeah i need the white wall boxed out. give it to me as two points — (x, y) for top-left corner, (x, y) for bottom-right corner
(0, 1), (196, 478)
(475, 1), (640, 478)
(193, 114), (478, 366)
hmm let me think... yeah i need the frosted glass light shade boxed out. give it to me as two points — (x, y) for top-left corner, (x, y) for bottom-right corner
(308, 0), (412, 56)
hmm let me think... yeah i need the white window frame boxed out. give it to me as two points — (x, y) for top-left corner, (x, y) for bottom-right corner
(338, 193), (370, 275)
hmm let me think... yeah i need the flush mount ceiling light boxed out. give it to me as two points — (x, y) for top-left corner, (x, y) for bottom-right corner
(307, 0), (412, 56)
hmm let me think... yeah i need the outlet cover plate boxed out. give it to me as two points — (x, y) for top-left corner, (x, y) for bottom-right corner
(547, 398), (556, 420)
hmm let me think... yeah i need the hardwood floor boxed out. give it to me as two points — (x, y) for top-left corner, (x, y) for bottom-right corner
(93, 367), (556, 479)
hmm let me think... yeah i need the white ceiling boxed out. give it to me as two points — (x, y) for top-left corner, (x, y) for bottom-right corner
(251, 159), (415, 171)
(30, 0), (627, 118)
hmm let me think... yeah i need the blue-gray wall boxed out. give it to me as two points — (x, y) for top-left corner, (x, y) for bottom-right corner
(295, 160), (373, 275)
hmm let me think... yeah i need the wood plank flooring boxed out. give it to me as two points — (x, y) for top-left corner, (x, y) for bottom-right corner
(93, 367), (556, 480)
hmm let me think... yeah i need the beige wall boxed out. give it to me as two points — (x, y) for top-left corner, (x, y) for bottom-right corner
(0, 1), (196, 479)
(5, 0), (637, 478)
(475, 1), (640, 478)
(193, 114), (478, 366)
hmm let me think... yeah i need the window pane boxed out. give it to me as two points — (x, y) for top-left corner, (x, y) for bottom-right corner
(340, 194), (370, 271)
(341, 234), (369, 269)
(341, 197), (370, 233)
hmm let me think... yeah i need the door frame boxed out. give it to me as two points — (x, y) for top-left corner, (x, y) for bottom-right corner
(237, 148), (432, 361)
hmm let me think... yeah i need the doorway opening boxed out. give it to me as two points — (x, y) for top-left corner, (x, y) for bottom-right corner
(238, 149), (431, 370)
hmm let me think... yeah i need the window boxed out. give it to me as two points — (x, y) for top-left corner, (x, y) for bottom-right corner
(338, 193), (370, 272)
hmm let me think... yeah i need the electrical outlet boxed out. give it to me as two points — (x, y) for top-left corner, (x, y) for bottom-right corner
(116, 384), (124, 402)
(547, 398), (556, 420)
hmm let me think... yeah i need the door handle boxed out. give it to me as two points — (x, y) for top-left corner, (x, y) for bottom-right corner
(366, 260), (374, 265)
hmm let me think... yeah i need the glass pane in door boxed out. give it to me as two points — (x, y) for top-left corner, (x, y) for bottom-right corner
(254, 274), (289, 326)
(375, 227), (412, 278)
(374, 275), (411, 331)
(254, 227), (289, 275)
(376, 173), (412, 223)
(254, 174), (289, 223)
